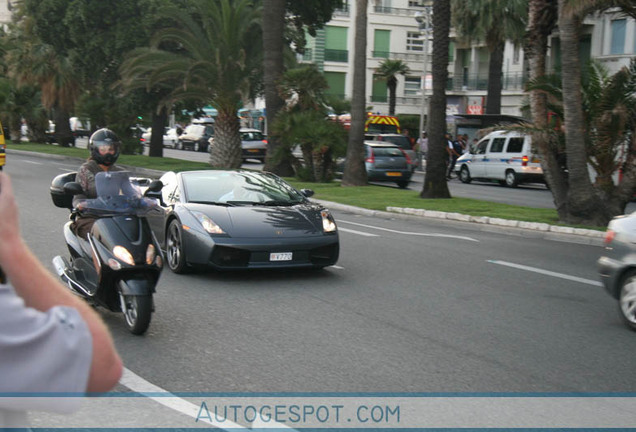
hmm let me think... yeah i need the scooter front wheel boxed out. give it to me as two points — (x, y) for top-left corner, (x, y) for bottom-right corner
(120, 292), (152, 335)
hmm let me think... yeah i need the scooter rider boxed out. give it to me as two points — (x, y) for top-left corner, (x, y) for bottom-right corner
(72, 128), (126, 239)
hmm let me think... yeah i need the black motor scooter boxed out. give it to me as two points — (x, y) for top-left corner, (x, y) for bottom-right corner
(50, 171), (164, 335)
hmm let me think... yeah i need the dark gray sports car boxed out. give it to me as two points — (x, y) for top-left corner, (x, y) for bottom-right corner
(145, 170), (339, 272)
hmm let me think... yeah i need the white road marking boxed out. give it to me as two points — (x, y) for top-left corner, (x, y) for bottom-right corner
(339, 219), (479, 242)
(23, 160), (43, 165)
(338, 227), (379, 237)
(119, 368), (243, 429)
(331, 265), (345, 269)
(488, 260), (603, 287)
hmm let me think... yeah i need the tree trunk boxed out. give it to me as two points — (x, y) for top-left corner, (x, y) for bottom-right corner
(148, 105), (167, 158)
(388, 78), (397, 116)
(53, 105), (74, 147)
(485, 40), (504, 115)
(342, 0), (368, 187)
(421, 0), (451, 199)
(209, 108), (242, 169)
(558, 0), (606, 225)
(526, 0), (569, 220)
(262, 0), (294, 176)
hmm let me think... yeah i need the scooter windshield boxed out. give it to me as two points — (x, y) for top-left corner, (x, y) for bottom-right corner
(78, 171), (156, 217)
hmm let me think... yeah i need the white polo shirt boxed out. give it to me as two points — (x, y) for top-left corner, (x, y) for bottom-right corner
(0, 283), (92, 428)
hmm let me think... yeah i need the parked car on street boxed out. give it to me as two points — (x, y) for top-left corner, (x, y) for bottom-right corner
(365, 133), (417, 172)
(141, 127), (180, 148)
(336, 141), (412, 189)
(178, 123), (214, 152)
(239, 128), (267, 162)
(598, 212), (636, 331)
(454, 130), (545, 187)
(209, 128), (268, 162)
(145, 170), (339, 272)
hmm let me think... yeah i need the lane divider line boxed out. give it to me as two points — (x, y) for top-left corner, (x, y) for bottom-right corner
(339, 219), (479, 242)
(488, 260), (603, 287)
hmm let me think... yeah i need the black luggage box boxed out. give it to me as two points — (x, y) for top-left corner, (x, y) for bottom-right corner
(50, 172), (77, 209)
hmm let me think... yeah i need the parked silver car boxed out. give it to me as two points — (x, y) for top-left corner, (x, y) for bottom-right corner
(598, 212), (636, 331)
(141, 127), (180, 149)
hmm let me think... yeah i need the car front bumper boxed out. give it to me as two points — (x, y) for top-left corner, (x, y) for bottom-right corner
(597, 255), (624, 299)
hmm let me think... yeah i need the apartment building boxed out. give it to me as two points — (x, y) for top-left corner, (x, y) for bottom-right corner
(300, 1), (636, 121)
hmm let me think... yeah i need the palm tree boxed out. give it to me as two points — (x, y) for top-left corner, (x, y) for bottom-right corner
(262, 0), (293, 175)
(341, 0), (368, 187)
(421, 0), (452, 198)
(375, 59), (410, 116)
(525, 0), (566, 215)
(451, 0), (527, 114)
(119, 0), (262, 168)
(6, 18), (80, 147)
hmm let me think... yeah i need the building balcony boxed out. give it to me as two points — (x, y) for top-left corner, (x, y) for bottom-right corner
(325, 49), (349, 63)
(372, 6), (416, 16)
(372, 51), (428, 62)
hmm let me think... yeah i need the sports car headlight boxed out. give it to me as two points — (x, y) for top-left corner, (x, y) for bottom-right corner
(113, 245), (135, 266)
(321, 210), (337, 233)
(192, 211), (226, 235)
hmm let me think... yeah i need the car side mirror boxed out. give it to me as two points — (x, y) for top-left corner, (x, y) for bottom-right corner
(144, 180), (164, 202)
(300, 189), (314, 198)
(63, 182), (84, 195)
(147, 180), (163, 193)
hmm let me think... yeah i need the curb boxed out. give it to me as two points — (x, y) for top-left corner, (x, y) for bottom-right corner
(10, 148), (606, 242)
(312, 199), (605, 245)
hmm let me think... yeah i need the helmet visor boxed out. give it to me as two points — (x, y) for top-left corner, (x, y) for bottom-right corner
(96, 143), (116, 155)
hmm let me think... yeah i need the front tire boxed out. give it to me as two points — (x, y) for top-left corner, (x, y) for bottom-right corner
(459, 166), (472, 183)
(396, 180), (409, 189)
(120, 292), (152, 335)
(504, 170), (519, 187)
(166, 219), (188, 274)
(619, 270), (636, 331)
(176, 140), (183, 150)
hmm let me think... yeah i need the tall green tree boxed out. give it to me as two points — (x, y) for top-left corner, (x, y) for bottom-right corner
(120, 0), (262, 168)
(525, 0), (566, 215)
(272, 64), (346, 181)
(5, 9), (79, 147)
(375, 59), (410, 116)
(421, 0), (452, 198)
(261, 0), (343, 176)
(523, 0), (636, 225)
(341, 0), (368, 187)
(23, 0), (167, 152)
(451, 0), (527, 114)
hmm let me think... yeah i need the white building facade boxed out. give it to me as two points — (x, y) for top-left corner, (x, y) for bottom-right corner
(300, 1), (636, 122)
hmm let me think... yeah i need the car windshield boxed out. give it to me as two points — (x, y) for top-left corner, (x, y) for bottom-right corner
(77, 171), (156, 217)
(182, 171), (306, 206)
(381, 136), (411, 150)
(241, 131), (264, 141)
(371, 147), (405, 157)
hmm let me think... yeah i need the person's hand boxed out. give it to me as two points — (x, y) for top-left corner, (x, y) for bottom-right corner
(0, 173), (21, 262)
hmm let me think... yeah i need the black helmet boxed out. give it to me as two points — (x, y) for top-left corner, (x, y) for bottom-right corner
(89, 128), (121, 166)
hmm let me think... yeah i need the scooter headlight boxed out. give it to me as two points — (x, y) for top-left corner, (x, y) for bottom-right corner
(113, 245), (135, 266)
(146, 244), (156, 265)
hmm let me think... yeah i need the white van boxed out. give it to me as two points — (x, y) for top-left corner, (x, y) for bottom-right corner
(454, 130), (544, 187)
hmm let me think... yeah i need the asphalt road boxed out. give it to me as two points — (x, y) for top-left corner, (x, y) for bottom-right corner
(5, 150), (635, 428)
(7, 151), (635, 392)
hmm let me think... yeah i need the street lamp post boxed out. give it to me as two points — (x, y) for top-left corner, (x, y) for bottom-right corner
(414, 7), (432, 142)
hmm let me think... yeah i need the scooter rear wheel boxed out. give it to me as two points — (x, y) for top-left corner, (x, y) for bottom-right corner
(121, 293), (152, 335)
